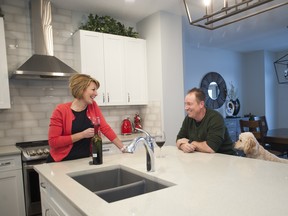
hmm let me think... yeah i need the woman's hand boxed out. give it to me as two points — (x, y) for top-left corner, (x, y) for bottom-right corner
(82, 128), (95, 138)
(71, 128), (94, 143)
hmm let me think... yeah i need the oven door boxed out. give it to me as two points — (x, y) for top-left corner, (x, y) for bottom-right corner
(23, 160), (46, 216)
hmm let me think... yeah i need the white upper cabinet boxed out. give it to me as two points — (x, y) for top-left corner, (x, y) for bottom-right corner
(74, 30), (106, 105)
(0, 17), (11, 109)
(73, 30), (148, 106)
(124, 37), (147, 105)
(103, 34), (126, 105)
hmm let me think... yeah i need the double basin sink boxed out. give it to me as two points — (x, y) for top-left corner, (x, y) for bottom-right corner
(68, 165), (175, 203)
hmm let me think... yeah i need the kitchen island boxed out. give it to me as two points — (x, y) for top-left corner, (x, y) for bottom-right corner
(34, 146), (288, 216)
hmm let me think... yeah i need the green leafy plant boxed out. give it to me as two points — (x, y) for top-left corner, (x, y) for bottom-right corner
(80, 14), (139, 38)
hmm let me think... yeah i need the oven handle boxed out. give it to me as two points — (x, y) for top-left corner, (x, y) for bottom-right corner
(23, 160), (46, 170)
(23, 164), (36, 170)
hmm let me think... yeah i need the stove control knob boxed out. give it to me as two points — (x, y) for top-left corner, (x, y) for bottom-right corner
(43, 148), (50, 154)
(36, 149), (43, 155)
(29, 150), (36, 156)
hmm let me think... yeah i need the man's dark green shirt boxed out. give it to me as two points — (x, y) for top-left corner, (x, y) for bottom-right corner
(177, 108), (235, 155)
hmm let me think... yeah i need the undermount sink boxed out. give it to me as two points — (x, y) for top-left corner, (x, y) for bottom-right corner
(68, 165), (175, 203)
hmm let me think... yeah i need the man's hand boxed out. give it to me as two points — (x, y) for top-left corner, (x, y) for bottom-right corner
(180, 143), (196, 153)
(177, 138), (196, 153)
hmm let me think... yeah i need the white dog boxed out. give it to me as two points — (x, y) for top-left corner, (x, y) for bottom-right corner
(234, 132), (288, 163)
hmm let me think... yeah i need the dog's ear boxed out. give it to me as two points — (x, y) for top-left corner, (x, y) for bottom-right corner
(244, 136), (256, 154)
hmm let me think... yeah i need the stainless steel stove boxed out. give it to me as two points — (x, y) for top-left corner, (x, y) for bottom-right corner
(16, 140), (50, 216)
(16, 140), (50, 162)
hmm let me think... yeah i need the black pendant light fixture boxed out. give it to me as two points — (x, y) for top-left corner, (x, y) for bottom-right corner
(274, 53), (288, 84)
(183, 0), (288, 30)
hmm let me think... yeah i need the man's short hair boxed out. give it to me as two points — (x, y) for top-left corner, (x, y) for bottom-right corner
(187, 88), (206, 103)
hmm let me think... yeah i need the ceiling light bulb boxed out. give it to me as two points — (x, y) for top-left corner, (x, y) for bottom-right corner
(203, 0), (211, 6)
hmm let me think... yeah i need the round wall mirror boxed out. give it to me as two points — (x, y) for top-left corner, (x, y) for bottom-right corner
(208, 81), (219, 100)
(200, 72), (227, 109)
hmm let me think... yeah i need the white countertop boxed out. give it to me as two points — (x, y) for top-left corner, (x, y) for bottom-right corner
(34, 146), (288, 216)
(0, 145), (21, 156)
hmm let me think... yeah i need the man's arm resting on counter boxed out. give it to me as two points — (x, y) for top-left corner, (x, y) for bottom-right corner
(191, 141), (215, 153)
(176, 138), (189, 149)
(176, 138), (196, 153)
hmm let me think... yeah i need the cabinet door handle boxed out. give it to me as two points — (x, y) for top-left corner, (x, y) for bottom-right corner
(102, 93), (105, 103)
(0, 161), (11, 167)
(128, 93), (130, 103)
(45, 208), (49, 216)
(107, 93), (110, 103)
(40, 182), (46, 189)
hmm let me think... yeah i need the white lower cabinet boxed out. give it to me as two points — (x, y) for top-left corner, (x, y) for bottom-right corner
(39, 175), (83, 216)
(0, 154), (25, 216)
(41, 193), (61, 216)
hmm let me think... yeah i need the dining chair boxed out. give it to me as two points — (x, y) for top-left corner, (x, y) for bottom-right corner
(253, 116), (287, 156)
(239, 119), (265, 143)
(239, 119), (285, 157)
(252, 116), (268, 134)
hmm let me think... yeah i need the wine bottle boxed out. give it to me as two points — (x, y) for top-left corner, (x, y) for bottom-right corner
(91, 117), (103, 165)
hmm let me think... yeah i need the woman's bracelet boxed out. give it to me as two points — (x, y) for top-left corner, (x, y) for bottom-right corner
(120, 146), (127, 153)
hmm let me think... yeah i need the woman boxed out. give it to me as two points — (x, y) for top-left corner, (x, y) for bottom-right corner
(47, 74), (126, 162)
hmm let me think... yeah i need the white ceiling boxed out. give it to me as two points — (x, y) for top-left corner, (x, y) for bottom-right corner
(50, 0), (288, 53)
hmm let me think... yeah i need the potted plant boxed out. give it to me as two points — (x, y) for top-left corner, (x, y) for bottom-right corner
(79, 14), (139, 38)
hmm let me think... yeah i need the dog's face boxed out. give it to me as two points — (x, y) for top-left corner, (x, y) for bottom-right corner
(234, 132), (258, 155)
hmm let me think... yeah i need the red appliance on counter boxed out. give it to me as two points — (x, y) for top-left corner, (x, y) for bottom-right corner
(121, 117), (133, 135)
(134, 113), (142, 132)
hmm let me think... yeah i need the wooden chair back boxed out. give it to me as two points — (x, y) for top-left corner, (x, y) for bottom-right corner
(240, 118), (285, 157)
(252, 116), (268, 134)
(239, 119), (265, 145)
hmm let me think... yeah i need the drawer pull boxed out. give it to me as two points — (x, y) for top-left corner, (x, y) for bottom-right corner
(0, 161), (11, 167)
(45, 208), (49, 216)
(40, 182), (46, 189)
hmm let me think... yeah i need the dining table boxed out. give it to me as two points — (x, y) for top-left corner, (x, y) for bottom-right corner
(264, 128), (288, 150)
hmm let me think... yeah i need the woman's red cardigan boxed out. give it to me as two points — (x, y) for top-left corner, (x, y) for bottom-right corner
(48, 101), (117, 162)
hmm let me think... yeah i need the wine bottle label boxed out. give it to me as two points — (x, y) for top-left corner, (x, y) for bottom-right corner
(93, 153), (98, 157)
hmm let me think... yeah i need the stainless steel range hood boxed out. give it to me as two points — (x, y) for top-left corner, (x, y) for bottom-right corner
(10, 0), (78, 80)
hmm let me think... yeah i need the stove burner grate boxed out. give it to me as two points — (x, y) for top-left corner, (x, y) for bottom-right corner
(16, 140), (50, 161)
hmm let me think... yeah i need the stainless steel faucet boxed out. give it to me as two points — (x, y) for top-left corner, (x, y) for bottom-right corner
(126, 128), (155, 172)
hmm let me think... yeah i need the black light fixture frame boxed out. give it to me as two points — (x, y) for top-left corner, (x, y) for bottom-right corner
(183, 0), (288, 30)
(274, 53), (288, 84)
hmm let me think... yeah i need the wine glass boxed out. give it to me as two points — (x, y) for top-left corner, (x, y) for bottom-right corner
(155, 131), (166, 158)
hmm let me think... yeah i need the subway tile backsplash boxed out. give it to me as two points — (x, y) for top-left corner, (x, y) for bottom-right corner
(0, 79), (162, 146)
(0, 0), (161, 146)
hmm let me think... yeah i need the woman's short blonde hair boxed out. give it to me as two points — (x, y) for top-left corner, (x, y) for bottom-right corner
(69, 74), (100, 99)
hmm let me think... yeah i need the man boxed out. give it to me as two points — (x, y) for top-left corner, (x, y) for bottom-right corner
(176, 88), (235, 155)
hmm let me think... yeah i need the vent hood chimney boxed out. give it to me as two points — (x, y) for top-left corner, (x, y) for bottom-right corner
(10, 0), (78, 80)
